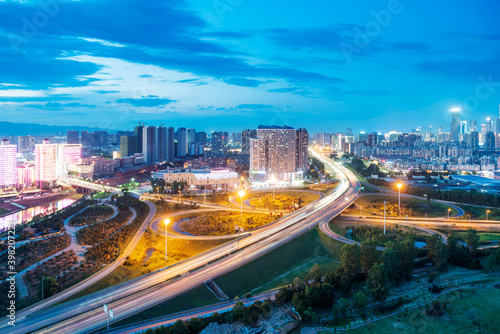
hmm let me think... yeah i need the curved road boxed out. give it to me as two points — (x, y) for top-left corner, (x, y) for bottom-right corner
(3, 151), (360, 334)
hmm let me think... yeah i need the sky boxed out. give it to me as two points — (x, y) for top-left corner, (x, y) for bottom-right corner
(0, 0), (499, 133)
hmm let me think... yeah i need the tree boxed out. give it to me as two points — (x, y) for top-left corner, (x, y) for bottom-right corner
(39, 276), (58, 299)
(170, 320), (189, 334)
(367, 263), (389, 302)
(360, 242), (379, 272)
(308, 263), (322, 283)
(353, 291), (368, 314)
(382, 246), (401, 284)
(465, 229), (480, 255)
(394, 235), (417, 280)
(340, 244), (361, 275)
(336, 298), (351, 317)
(187, 317), (205, 334)
(426, 234), (449, 271)
(233, 301), (245, 321)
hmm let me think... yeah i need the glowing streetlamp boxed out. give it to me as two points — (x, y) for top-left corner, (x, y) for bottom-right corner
(486, 210), (490, 221)
(448, 208), (451, 219)
(164, 218), (170, 262)
(237, 190), (245, 246)
(396, 182), (403, 217)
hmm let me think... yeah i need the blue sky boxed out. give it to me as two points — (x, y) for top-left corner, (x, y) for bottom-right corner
(0, 0), (499, 133)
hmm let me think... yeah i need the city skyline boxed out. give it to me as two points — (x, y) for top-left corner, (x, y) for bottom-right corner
(0, 0), (499, 132)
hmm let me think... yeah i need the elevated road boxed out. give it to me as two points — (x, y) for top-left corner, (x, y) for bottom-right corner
(3, 151), (359, 333)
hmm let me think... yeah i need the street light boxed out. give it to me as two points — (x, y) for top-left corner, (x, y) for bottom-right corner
(164, 219), (170, 262)
(486, 210), (490, 221)
(237, 190), (245, 246)
(396, 182), (403, 217)
(271, 177), (276, 201)
(468, 214), (471, 227)
(448, 208), (451, 219)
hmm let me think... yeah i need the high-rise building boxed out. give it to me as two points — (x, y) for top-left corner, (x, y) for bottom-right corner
(17, 135), (34, 155)
(296, 128), (309, 172)
(241, 129), (257, 155)
(120, 135), (137, 157)
(187, 128), (196, 156)
(17, 164), (35, 188)
(467, 131), (479, 152)
(485, 131), (496, 152)
(57, 144), (82, 177)
(345, 128), (353, 136)
(135, 125), (144, 154)
(316, 133), (331, 147)
(195, 131), (207, 156)
(67, 130), (79, 144)
(0, 139), (18, 188)
(367, 132), (378, 147)
(211, 131), (228, 154)
(450, 108), (460, 142)
(158, 126), (175, 162)
(176, 127), (187, 157)
(250, 125), (307, 183)
(143, 126), (158, 164)
(35, 139), (57, 189)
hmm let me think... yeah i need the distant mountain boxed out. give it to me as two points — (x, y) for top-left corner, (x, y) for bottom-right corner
(0, 121), (114, 136)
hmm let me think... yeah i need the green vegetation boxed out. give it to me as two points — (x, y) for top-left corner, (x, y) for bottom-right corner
(275, 233), (417, 320)
(110, 285), (219, 328)
(214, 228), (345, 298)
(113, 294), (275, 332)
(92, 191), (111, 199)
(426, 231), (482, 272)
(348, 287), (500, 334)
(70, 205), (114, 226)
(0, 207), (9, 215)
(177, 211), (277, 236)
(458, 204), (500, 220)
(353, 195), (457, 218)
(76, 210), (132, 245)
(246, 191), (320, 210)
(407, 187), (500, 207)
(0, 234), (70, 280)
(339, 225), (425, 247)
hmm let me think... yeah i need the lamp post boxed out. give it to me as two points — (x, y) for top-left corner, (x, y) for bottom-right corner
(360, 205), (363, 216)
(486, 210), (490, 221)
(237, 190), (245, 246)
(469, 214), (471, 227)
(164, 219), (170, 262)
(271, 177), (276, 201)
(448, 208), (451, 219)
(396, 182), (403, 217)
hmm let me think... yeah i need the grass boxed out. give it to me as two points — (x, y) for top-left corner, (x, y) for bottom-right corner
(243, 190), (321, 209)
(61, 230), (231, 303)
(214, 227), (344, 298)
(458, 205), (500, 220)
(345, 287), (500, 334)
(0, 207), (10, 215)
(92, 191), (111, 199)
(360, 184), (381, 194)
(353, 195), (458, 218)
(109, 284), (219, 329)
(450, 231), (500, 245)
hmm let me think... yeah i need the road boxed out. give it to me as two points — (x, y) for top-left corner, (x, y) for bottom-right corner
(103, 290), (278, 334)
(3, 152), (358, 333)
(5, 200), (156, 326)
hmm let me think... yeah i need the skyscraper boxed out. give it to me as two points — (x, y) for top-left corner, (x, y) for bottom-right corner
(241, 129), (257, 155)
(143, 126), (158, 164)
(35, 139), (57, 189)
(296, 128), (309, 172)
(187, 128), (196, 156)
(450, 108), (460, 142)
(485, 131), (496, 152)
(120, 135), (137, 157)
(195, 131), (207, 156)
(211, 131), (228, 154)
(67, 130), (79, 144)
(57, 144), (82, 177)
(135, 125), (144, 154)
(0, 139), (18, 188)
(176, 127), (187, 157)
(250, 126), (308, 183)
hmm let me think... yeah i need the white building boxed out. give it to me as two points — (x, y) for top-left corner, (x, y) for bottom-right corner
(0, 139), (18, 188)
(153, 168), (239, 190)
